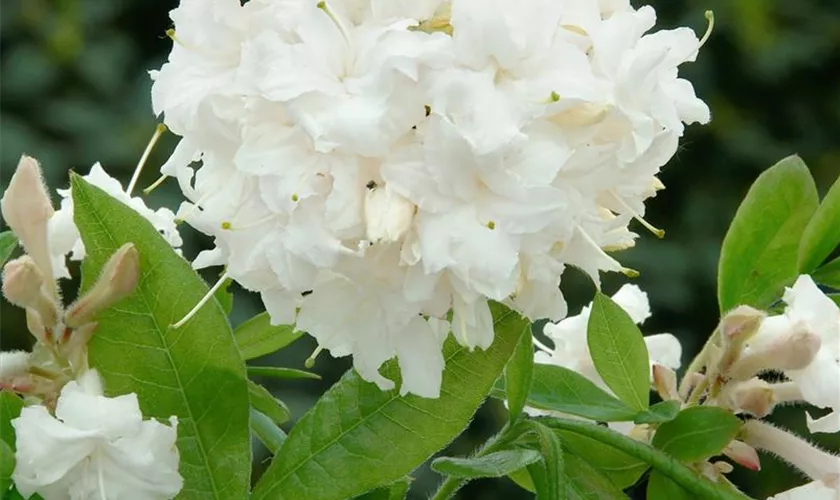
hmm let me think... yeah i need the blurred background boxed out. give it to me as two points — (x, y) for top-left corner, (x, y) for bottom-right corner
(1, 1), (838, 498)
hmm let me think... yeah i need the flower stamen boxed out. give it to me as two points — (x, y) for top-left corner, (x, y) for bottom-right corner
(127, 124), (167, 196)
(171, 271), (230, 329)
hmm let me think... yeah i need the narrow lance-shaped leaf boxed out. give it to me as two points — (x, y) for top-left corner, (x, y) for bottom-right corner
(353, 478), (412, 500)
(248, 380), (291, 425)
(527, 421), (565, 500)
(251, 303), (530, 500)
(250, 409), (287, 454)
(492, 364), (638, 422)
(651, 407), (742, 462)
(718, 155), (819, 311)
(587, 293), (650, 411)
(505, 326), (534, 424)
(71, 176), (251, 499)
(235, 312), (302, 360)
(247, 366), (321, 380)
(432, 450), (543, 479)
(799, 173), (840, 272)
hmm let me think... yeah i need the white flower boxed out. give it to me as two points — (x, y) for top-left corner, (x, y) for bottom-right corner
(769, 481), (839, 500)
(48, 163), (182, 279)
(539, 284), (682, 388)
(12, 370), (182, 500)
(153, 0), (708, 398)
(746, 275), (840, 433)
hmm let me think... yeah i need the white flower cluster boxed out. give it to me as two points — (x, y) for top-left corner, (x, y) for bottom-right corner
(152, 0), (709, 397)
(12, 370), (182, 500)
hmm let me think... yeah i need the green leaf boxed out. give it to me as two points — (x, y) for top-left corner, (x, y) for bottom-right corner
(813, 256), (840, 289)
(353, 478), (411, 500)
(71, 175), (251, 500)
(634, 400), (680, 425)
(718, 155), (819, 312)
(563, 453), (627, 500)
(251, 303), (530, 500)
(799, 174), (840, 272)
(248, 366), (321, 381)
(539, 417), (748, 500)
(553, 431), (647, 489)
(432, 450), (543, 479)
(0, 392), (23, 451)
(250, 409), (287, 454)
(507, 467), (536, 493)
(647, 471), (692, 500)
(214, 276), (234, 316)
(0, 391), (23, 493)
(235, 313), (302, 360)
(830, 294), (840, 307)
(0, 232), (18, 267)
(587, 293), (650, 411)
(493, 364), (638, 421)
(248, 380), (291, 425)
(527, 421), (564, 500)
(505, 327), (534, 424)
(1, 440), (14, 494)
(651, 407), (742, 462)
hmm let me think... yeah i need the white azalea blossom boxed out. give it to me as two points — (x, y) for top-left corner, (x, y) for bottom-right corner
(539, 284), (682, 389)
(769, 481), (839, 500)
(11, 370), (182, 500)
(48, 163), (182, 279)
(745, 275), (840, 433)
(152, 0), (708, 397)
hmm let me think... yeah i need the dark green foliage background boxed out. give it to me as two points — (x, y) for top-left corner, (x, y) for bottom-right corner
(1, 1), (839, 498)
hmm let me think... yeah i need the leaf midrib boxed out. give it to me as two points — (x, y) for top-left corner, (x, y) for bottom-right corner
(259, 309), (518, 499)
(77, 185), (222, 498)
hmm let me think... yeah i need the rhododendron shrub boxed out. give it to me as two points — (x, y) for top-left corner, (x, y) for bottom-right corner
(1, 1), (838, 499)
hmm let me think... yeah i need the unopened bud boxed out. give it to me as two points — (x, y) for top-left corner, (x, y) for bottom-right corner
(0, 155), (56, 288)
(2, 256), (59, 328)
(723, 440), (761, 471)
(25, 309), (50, 344)
(721, 378), (775, 417)
(64, 244), (140, 328)
(727, 324), (821, 381)
(652, 364), (679, 401)
(59, 322), (98, 370)
(0, 351), (30, 379)
(721, 306), (766, 342)
(742, 420), (840, 484)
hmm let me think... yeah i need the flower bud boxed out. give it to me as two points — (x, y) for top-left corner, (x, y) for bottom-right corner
(0, 155), (56, 288)
(2, 256), (59, 329)
(742, 420), (840, 484)
(727, 323), (821, 381)
(721, 378), (775, 417)
(723, 440), (761, 471)
(678, 371), (705, 401)
(0, 351), (31, 379)
(64, 244), (140, 328)
(716, 305), (766, 373)
(364, 186), (414, 244)
(652, 364), (679, 401)
(59, 322), (98, 370)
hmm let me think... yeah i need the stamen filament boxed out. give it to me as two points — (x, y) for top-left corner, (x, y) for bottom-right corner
(317, 1), (353, 48)
(699, 11), (715, 49)
(532, 336), (554, 354)
(305, 346), (324, 368)
(171, 272), (230, 329)
(609, 190), (665, 238)
(143, 174), (169, 196)
(127, 123), (167, 196)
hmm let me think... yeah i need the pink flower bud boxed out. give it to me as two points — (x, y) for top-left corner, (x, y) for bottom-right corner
(64, 244), (140, 328)
(721, 378), (776, 417)
(0, 155), (56, 288)
(2, 256), (59, 329)
(652, 364), (679, 401)
(723, 440), (761, 471)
